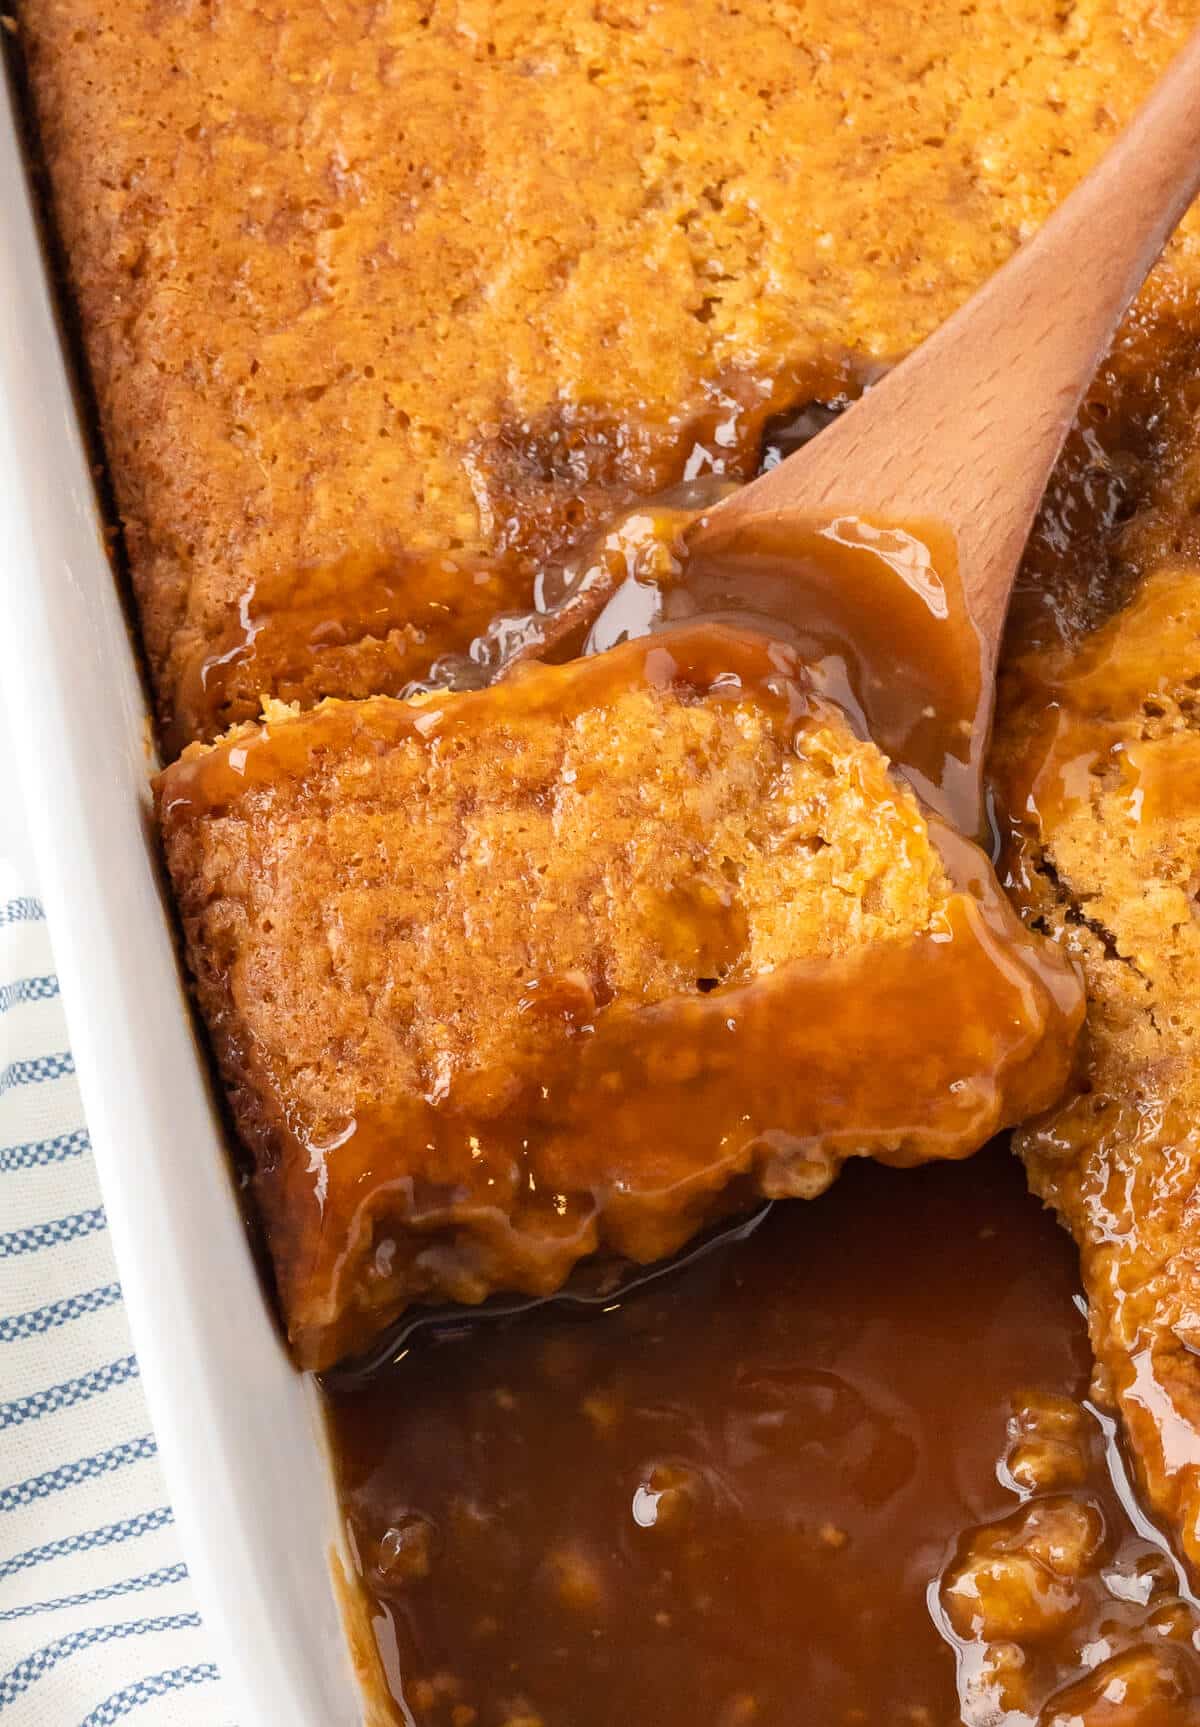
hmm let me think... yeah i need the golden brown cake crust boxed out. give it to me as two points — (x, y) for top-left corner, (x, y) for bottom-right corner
(19, 0), (1200, 745)
(158, 627), (1081, 1369)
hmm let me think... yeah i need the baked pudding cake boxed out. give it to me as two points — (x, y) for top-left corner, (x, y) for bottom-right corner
(13, 0), (1200, 1719)
(156, 628), (1078, 1368)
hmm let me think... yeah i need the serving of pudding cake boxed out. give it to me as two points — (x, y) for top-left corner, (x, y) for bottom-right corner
(13, 0), (1200, 1720)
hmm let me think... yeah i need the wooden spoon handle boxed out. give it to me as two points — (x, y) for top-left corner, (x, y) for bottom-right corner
(694, 26), (1200, 662)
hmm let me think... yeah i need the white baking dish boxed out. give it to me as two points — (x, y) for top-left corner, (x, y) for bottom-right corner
(0, 63), (369, 1727)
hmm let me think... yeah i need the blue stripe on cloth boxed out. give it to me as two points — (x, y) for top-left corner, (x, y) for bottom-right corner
(0, 1208), (106, 1259)
(79, 1662), (222, 1727)
(0, 1051), (75, 1097)
(0, 1564), (190, 1623)
(0, 1612), (202, 1705)
(0, 1435), (158, 1513)
(0, 1126), (91, 1173)
(0, 975), (60, 1014)
(0, 871), (232, 1718)
(0, 899), (45, 928)
(0, 1508), (175, 1581)
(0, 1284), (121, 1343)
(0, 1355), (139, 1432)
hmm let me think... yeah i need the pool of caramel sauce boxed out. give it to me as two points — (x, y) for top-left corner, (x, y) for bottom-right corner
(327, 1149), (1200, 1727)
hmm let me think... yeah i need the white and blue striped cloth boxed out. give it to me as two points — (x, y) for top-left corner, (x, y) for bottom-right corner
(0, 842), (234, 1723)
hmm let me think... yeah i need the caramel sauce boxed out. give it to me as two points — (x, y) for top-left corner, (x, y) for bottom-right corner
(327, 1150), (1200, 1727)
(588, 509), (986, 834)
(171, 364), (871, 751)
(168, 546), (515, 758)
(428, 495), (988, 834)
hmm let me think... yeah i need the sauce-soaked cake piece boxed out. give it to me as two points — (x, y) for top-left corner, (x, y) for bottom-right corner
(997, 569), (1200, 1575)
(157, 626), (1080, 1369)
(19, 0), (1200, 746)
(991, 269), (1200, 1577)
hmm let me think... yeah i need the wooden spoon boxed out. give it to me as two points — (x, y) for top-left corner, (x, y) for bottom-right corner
(687, 26), (1200, 694)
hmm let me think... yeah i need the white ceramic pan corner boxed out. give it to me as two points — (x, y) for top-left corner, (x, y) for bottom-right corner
(0, 64), (365, 1727)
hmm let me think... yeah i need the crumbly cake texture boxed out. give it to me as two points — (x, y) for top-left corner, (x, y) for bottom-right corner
(157, 632), (1080, 1369)
(996, 569), (1200, 1574)
(165, 656), (953, 1097)
(19, 0), (1200, 745)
